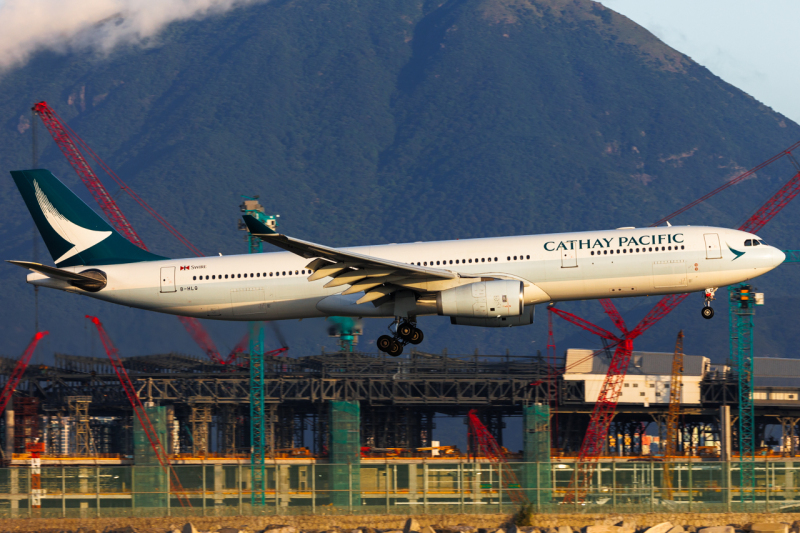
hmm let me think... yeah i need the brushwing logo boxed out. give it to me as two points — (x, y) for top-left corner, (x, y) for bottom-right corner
(34, 180), (112, 264)
(727, 244), (745, 261)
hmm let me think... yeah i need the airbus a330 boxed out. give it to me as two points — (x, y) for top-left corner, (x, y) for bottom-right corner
(7, 169), (785, 356)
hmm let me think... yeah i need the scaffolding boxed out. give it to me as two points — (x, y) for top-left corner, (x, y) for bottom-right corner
(730, 284), (757, 506)
(330, 401), (360, 507)
(67, 396), (92, 456)
(132, 406), (167, 509)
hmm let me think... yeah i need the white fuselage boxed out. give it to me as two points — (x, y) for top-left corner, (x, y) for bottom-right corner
(27, 225), (784, 320)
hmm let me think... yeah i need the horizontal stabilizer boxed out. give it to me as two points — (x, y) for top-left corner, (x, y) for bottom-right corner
(7, 260), (107, 292)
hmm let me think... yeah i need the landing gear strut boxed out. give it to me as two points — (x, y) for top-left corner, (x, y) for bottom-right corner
(377, 318), (424, 357)
(702, 288), (717, 319)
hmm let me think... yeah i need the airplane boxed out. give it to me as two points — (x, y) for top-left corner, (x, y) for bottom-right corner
(7, 169), (786, 356)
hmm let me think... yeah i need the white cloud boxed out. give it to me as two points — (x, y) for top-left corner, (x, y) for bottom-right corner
(0, 0), (263, 72)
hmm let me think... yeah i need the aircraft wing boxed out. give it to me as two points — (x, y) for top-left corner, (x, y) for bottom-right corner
(242, 215), (472, 303)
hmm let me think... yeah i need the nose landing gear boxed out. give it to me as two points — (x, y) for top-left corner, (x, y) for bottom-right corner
(377, 318), (424, 356)
(701, 288), (717, 319)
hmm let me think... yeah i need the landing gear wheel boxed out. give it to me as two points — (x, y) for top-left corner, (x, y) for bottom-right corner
(701, 307), (714, 319)
(397, 322), (415, 340)
(377, 335), (394, 352)
(409, 327), (424, 345)
(387, 339), (404, 357)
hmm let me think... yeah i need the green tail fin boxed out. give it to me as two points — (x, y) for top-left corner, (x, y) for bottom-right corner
(10, 169), (167, 267)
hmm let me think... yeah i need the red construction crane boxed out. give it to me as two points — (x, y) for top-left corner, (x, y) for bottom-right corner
(85, 315), (191, 508)
(0, 332), (49, 416)
(652, 140), (800, 227)
(553, 158), (800, 502)
(466, 409), (528, 505)
(32, 102), (230, 364)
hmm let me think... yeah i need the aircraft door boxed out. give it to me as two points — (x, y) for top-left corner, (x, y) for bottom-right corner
(561, 248), (577, 268)
(703, 233), (722, 259)
(160, 266), (176, 293)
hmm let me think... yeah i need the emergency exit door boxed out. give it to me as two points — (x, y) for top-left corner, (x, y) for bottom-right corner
(703, 233), (722, 259)
(561, 248), (577, 268)
(160, 266), (176, 293)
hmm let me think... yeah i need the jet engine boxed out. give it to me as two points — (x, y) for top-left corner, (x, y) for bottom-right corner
(450, 306), (534, 327)
(436, 280), (523, 318)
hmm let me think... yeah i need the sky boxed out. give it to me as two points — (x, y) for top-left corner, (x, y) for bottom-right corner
(599, 1), (800, 125)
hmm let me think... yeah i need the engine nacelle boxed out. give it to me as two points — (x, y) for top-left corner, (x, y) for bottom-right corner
(436, 280), (523, 318)
(450, 306), (534, 327)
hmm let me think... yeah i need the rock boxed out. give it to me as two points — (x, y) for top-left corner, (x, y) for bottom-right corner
(455, 527), (475, 533)
(219, 528), (244, 533)
(667, 528), (684, 533)
(620, 524), (636, 533)
(557, 528), (571, 533)
(752, 526), (788, 533)
(183, 525), (200, 533)
(699, 528), (734, 533)
(506, 527), (518, 533)
(264, 528), (296, 533)
(586, 527), (634, 533)
(645, 524), (674, 533)
(405, 520), (422, 533)
(685, 528), (697, 533)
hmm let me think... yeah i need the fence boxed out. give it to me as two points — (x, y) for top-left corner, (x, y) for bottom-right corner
(0, 460), (799, 518)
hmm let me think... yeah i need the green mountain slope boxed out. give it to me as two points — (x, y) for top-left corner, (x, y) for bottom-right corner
(0, 0), (798, 361)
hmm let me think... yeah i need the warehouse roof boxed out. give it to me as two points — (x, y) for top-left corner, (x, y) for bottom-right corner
(564, 349), (707, 377)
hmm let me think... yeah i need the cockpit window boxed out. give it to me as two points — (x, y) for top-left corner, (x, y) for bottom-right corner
(757, 239), (766, 245)
(745, 239), (752, 246)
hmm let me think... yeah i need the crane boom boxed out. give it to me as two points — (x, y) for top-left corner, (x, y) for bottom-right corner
(32, 103), (146, 248)
(32, 102), (232, 364)
(467, 409), (527, 505)
(662, 330), (684, 500)
(0, 332), (49, 416)
(85, 316), (191, 508)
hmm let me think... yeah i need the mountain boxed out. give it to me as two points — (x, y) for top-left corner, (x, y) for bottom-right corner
(0, 0), (798, 363)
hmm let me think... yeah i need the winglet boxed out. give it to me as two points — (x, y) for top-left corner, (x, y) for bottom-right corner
(242, 214), (279, 236)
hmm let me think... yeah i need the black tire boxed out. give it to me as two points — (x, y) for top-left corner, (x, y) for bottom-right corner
(701, 307), (714, 319)
(409, 328), (424, 345)
(388, 340), (404, 357)
(397, 322), (414, 340)
(377, 335), (393, 352)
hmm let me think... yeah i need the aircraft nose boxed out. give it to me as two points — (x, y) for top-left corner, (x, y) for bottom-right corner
(771, 247), (786, 267)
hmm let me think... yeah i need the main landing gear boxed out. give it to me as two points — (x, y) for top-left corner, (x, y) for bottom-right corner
(701, 288), (717, 319)
(377, 319), (424, 357)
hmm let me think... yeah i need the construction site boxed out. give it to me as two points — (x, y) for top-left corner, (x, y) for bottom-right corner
(2, 104), (800, 518)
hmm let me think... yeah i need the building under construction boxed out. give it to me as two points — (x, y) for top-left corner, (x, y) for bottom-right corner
(0, 344), (799, 517)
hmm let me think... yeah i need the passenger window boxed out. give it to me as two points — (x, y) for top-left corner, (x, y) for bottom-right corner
(436, 261), (440, 265)
(662, 246), (665, 251)
(270, 273), (273, 277)
(623, 249), (627, 254)
(636, 248), (639, 252)
(212, 275), (216, 279)
(295, 270), (299, 275)
(282, 271), (286, 276)
(591, 251), (594, 256)
(507, 256), (511, 261)
(468, 259), (472, 263)
(205, 275), (209, 280)
(481, 258), (485, 263)
(513, 256), (517, 260)
(455, 260), (459, 264)
(681, 245), (684, 250)
(648, 247), (652, 252)
(526, 255), (530, 259)
(193, 276), (196, 280)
